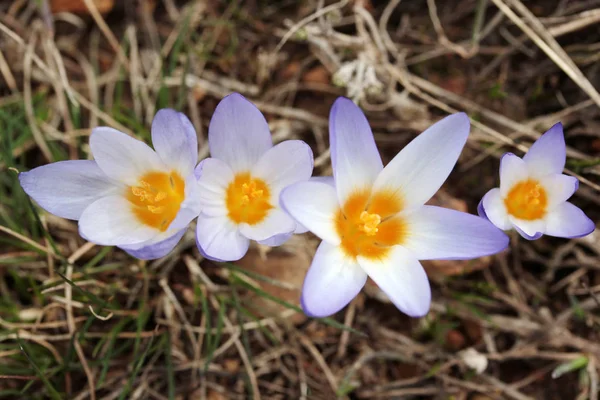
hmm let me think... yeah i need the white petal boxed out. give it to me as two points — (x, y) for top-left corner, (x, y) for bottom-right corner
(372, 113), (470, 210)
(358, 246), (431, 317)
(239, 208), (296, 242)
(19, 160), (120, 220)
(523, 123), (566, 177)
(509, 216), (546, 239)
(79, 195), (158, 246)
(545, 202), (595, 238)
(499, 153), (529, 197)
(151, 109), (198, 177)
(280, 181), (341, 245)
(196, 158), (234, 217)
(168, 174), (203, 231)
(208, 93), (272, 173)
(329, 97), (383, 203)
(195, 213), (249, 261)
(540, 174), (578, 209)
(301, 241), (367, 318)
(478, 188), (512, 230)
(252, 140), (313, 197)
(120, 229), (186, 260)
(403, 206), (509, 260)
(90, 127), (164, 185)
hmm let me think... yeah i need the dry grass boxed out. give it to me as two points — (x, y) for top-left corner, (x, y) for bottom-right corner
(1, 0), (600, 399)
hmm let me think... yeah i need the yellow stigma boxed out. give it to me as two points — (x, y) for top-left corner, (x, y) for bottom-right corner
(504, 179), (547, 220)
(359, 211), (381, 236)
(127, 171), (185, 231)
(335, 190), (406, 260)
(225, 172), (273, 225)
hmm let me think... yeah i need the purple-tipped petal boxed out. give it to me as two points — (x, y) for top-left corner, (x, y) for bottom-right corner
(252, 140), (314, 198)
(329, 97), (383, 203)
(309, 176), (335, 187)
(523, 123), (566, 177)
(19, 160), (120, 220)
(90, 127), (164, 185)
(120, 229), (186, 260)
(239, 209), (296, 243)
(79, 195), (158, 246)
(195, 213), (249, 261)
(499, 153), (528, 197)
(403, 206), (509, 260)
(545, 202), (595, 238)
(208, 93), (272, 172)
(540, 174), (578, 209)
(372, 113), (470, 209)
(151, 109), (198, 177)
(301, 241), (367, 318)
(280, 181), (341, 245)
(478, 188), (512, 230)
(358, 246), (431, 317)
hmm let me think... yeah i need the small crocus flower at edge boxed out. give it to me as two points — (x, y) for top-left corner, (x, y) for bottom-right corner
(19, 109), (202, 259)
(194, 93), (313, 261)
(280, 98), (509, 318)
(478, 123), (595, 240)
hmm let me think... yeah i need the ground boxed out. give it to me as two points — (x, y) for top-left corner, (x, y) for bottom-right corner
(1, 0), (600, 399)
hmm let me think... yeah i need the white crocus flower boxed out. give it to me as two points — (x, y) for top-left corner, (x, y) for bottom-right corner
(478, 123), (594, 240)
(195, 93), (313, 261)
(19, 110), (202, 259)
(280, 98), (508, 318)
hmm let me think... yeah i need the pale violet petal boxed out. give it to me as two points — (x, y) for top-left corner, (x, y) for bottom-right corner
(90, 127), (164, 185)
(358, 246), (431, 317)
(19, 160), (120, 220)
(301, 241), (367, 318)
(251, 140), (313, 197)
(79, 195), (158, 246)
(372, 113), (470, 210)
(239, 208), (296, 242)
(499, 153), (529, 197)
(478, 188), (512, 230)
(120, 229), (186, 260)
(151, 109), (198, 177)
(403, 206), (509, 260)
(329, 97), (383, 203)
(208, 93), (272, 172)
(540, 174), (578, 209)
(523, 123), (566, 177)
(280, 181), (341, 245)
(310, 176), (335, 187)
(195, 213), (249, 261)
(545, 202), (595, 238)
(196, 158), (233, 217)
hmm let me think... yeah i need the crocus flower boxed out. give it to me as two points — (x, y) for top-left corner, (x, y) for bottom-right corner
(280, 98), (508, 318)
(195, 93), (313, 261)
(19, 110), (202, 259)
(478, 123), (594, 240)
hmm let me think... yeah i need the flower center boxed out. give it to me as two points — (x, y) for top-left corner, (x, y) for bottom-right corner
(127, 171), (185, 231)
(335, 189), (406, 260)
(225, 172), (273, 225)
(504, 179), (547, 220)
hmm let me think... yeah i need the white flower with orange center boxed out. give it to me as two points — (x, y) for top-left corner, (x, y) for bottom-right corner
(19, 110), (202, 259)
(478, 123), (594, 240)
(280, 98), (509, 318)
(195, 93), (313, 261)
